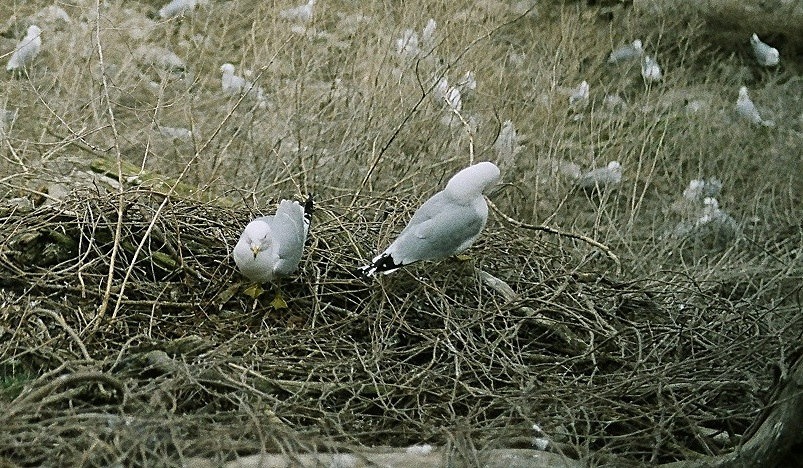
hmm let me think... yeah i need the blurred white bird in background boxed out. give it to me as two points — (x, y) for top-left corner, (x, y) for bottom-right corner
(420, 18), (437, 55)
(577, 161), (622, 192)
(750, 33), (779, 67)
(6, 25), (42, 72)
(608, 39), (643, 64)
(279, 0), (316, 23)
(641, 55), (662, 83)
(493, 120), (524, 170)
(569, 80), (590, 109)
(396, 18), (436, 59)
(220, 63), (268, 109)
(158, 0), (198, 19)
(360, 162), (501, 276)
(456, 71), (476, 99)
(735, 86), (774, 127)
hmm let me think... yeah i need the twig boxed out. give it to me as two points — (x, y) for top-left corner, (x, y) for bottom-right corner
(485, 196), (621, 273)
(91, 0), (126, 335)
(478, 269), (587, 354)
(8, 371), (125, 419)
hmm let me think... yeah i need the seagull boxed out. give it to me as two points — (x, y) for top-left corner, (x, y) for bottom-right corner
(220, 63), (268, 109)
(569, 80), (590, 109)
(641, 55), (662, 82)
(577, 161), (622, 191)
(735, 86), (774, 127)
(750, 33), (779, 67)
(233, 196), (313, 307)
(607, 39), (643, 64)
(279, 0), (315, 23)
(6, 25), (42, 72)
(360, 162), (500, 276)
(158, 0), (197, 19)
(456, 71), (476, 98)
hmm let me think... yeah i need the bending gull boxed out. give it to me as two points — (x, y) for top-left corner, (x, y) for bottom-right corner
(6, 25), (42, 72)
(361, 162), (500, 276)
(233, 196), (313, 305)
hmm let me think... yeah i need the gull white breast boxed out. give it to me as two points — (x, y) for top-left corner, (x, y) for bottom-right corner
(233, 198), (312, 283)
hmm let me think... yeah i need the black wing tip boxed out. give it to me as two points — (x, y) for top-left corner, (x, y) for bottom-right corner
(359, 253), (403, 277)
(303, 194), (314, 220)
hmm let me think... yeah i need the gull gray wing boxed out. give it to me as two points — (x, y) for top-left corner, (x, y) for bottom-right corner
(268, 200), (306, 275)
(388, 191), (485, 264)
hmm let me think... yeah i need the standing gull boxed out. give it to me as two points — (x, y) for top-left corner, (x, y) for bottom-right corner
(361, 162), (500, 276)
(641, 55), (662, 83)
(233, 196), (313, 307)
(750, 33), (779, 67)
(735, 86), (774, 127)
(6, 25), (42, 72)
(220, 63), (268, 109)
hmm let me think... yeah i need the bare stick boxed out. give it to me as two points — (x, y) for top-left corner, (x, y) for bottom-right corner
(485, 196), (621, 273)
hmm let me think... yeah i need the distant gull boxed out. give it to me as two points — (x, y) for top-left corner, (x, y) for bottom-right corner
(279, 0), (316, 23)
(159, 0), (198, 19)
(361, 162), (501, 276)
(577, 161), (622, 191)
(641, 55), (662, 82)
(569, 80), (590, 109)
(220, 63), (268, 109)
(456, 71), (476, 98)
(735, 86), (774, 127)
(6, 25), (42, 72)
(608, 39), (643, 64)
(158, 125), (193, 142)
(493, 120), (523, 168)
(233, 197), (313, 306)
(750, 33), (779, 67)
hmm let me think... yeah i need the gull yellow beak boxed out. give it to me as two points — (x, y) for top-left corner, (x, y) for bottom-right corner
(251, 244), (261, 258)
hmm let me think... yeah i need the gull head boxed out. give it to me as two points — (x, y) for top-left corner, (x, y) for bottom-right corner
(632, 39), (643, 51)
(27, 25), (42, 38)
(445, 161), (501, 199)
(738, 86), (749, 101)
(243, 221), (272, 259)
(220, 63), (235, 75)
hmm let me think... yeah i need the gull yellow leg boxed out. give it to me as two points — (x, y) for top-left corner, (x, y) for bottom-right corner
(243, 282), (265, 299)
(270, 291), (288, 309)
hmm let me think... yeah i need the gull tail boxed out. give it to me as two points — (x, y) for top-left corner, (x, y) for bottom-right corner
(359, 252), (403, 277)
(302, 194), (314, 236)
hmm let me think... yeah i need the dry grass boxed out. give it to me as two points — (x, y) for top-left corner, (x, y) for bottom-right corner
(1, 0), (801, 466)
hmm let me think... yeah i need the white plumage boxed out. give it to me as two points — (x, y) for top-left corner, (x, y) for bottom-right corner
(750, 33), (779, 67)
(361, 162), (501, 276)
(279, 0), (316, 23)
(735, 86), (774, 127)
(607, 39), (643, 64)
(233, 199), (312, 283)
(577, 161), (622, 191)
(641, 55), (662, 82)
(159, 0), (197, 19)
(6, 25), (42, 72)
(220, 63), (268, 109)
(569, 80), (590, 109)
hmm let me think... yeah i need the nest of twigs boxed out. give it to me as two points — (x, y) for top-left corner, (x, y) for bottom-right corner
(0, 189), (796, 466)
